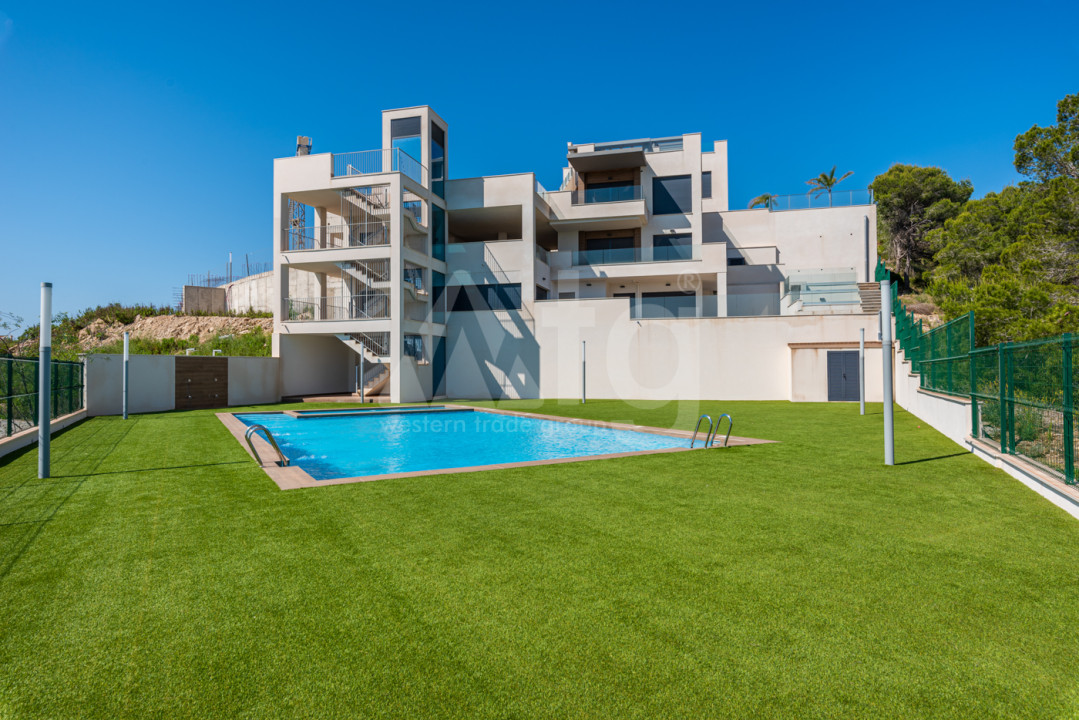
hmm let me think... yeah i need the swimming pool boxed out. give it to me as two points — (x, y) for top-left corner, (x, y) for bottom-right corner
(235, 407), (688, 481)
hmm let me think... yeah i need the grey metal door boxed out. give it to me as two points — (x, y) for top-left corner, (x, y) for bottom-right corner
(827, 351), (859, 402)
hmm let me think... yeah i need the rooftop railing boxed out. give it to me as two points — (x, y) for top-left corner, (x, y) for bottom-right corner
(764, 189), (874, 212)
(284, 221), (389, 252)
(587, 137), (684, 154)
(332, 148), (427, 186)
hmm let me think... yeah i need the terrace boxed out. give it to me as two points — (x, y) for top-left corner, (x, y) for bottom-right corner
(1, 399), (1077, 718)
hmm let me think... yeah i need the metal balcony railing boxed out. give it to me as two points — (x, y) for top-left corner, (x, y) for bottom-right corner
(332, 148), (427, 186)
(348, 331), (390, 357)
(285, 221), (389, 252)
(285, 293), (391, 321)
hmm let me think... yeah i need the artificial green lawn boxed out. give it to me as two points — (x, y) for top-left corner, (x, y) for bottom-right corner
(1, 399), (1078, 718)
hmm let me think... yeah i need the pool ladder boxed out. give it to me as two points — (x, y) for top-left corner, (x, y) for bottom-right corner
(244, 424), (290, 467)
(690, 413), (733, 449)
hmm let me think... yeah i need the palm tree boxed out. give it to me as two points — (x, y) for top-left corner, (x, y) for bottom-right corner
(748, 193), (778, 211)
(806, 166), (853, 207)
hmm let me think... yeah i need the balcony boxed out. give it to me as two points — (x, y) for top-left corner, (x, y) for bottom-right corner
(572, 244), (698, 267)
(284, 293), (390, 322)
(545, 190), (647, 231)
(331, 148), (427, 187)
(570, 185), (643, 205)
(566, 137), (682, 173)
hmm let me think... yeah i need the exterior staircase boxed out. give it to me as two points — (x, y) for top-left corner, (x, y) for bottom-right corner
(336, 332), (390, 365)
(858, 283), (881, 314)
(358, 364), (390, 397)
(335, 332), (391, 397)
(336, 260), (390, 289)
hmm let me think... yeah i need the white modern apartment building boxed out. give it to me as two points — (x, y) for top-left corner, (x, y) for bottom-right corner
(273, 106), (884, 404)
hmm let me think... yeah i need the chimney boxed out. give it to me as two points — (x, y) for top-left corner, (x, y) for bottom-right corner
(296, 136), (312, 156)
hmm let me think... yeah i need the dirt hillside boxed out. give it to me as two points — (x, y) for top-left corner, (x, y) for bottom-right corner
(77, 315), (273, 351)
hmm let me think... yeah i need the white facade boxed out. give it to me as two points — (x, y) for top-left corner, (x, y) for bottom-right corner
(272, 106), (879, 403)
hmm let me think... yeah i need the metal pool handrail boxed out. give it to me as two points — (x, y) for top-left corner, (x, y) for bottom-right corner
(707, 414), (733, 448)
(691, 415), (713, 449)
(244, 424), (290, 467)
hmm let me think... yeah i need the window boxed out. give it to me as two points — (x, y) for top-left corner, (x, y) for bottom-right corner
(653, 233), (692, 262)
(432, 271), (446, 323)
(536, 285), (550, 301)
(652, 175), (692, 215)
(431, 122), (446, 198)
(390, 117), (422, 169)
(446, 284), (522, 312)
(640, 292), (697, 318)
(579, 236), (636, 265)
(727, 256), (746, 266)
(431, 205), (446, 261)
(433, 336), (446, 395)
(702, 171), (712, 199)
(403, 334), (426, 362)
(558, 291), (576, 300)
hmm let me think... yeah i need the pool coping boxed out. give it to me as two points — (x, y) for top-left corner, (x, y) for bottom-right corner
(217, 404), (774, 491)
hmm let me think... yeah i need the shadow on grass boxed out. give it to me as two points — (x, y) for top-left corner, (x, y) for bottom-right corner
(896, 452), (969, 466)
(48, 460), (248, 479)
(0, 418), (135, 582)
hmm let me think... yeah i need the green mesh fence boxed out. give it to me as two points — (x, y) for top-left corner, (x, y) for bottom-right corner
(971, 337), (1077, 483)
(875, 260), (972, 396)
(918, 314), (973, 397)
(0, 357), (84, 439)
(875, 258), (1076, 483)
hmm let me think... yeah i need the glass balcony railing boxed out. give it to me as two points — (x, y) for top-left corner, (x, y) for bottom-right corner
(590, 137), (683, 154)
(574, 247), (640, 265)
(570, 185), (643, 205)
(572, 244), (697, 266)
(782, 268), (860, 306)
(652, 244), (694, 262)
(764, 189), (874, 211)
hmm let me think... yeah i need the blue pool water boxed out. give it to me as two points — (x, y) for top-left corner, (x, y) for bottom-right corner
(237, 409), (686, 480)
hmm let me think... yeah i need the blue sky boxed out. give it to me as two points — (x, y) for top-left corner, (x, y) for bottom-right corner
(1, 0), (1077, 330)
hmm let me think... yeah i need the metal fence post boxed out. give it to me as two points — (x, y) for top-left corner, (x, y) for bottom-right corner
(5, 359), (11, 438)
(969, 312), (977, 438)
(122, 332), (130, 420)
(1001, 345), (1009, 453)
(859, 328), (865, 416)
(1063, 334), (1074, 484)
(53, 362), (60, 418)
(998, 343), (1007, 454)
(946, 320), (953, 395)
(881, 277), (895, 466)
(38, 282), (52, 479)
(581, 341), (587, 405)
